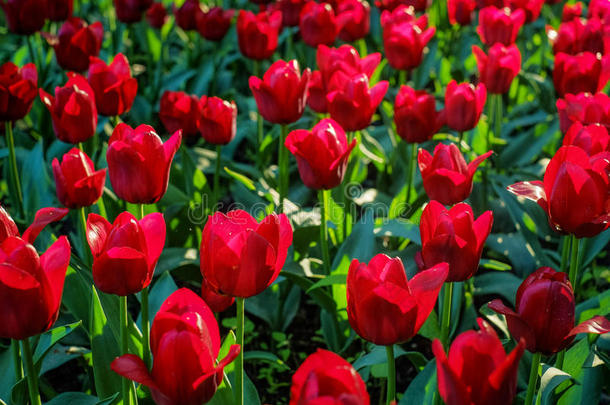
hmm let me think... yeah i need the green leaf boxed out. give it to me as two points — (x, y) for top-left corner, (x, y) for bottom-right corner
(473, 272), (522, 306)
(280, 268), (337, 314)
(539, 364), (572, 405)
(243, 351), (290, 370)
(224, 167), (256, 191)
(138, 272), (178, 327)
(33, 321), (81, 370)
(45, 392), (119, 405)
(399, 359), (437, 405)
(306, 274), (347, 293)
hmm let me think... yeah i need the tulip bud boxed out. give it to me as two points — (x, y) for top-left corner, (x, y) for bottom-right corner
(477, 6), (525, 46)
(1, 0), (47, 35)
(299, 2), (340, 47)
(556, 92), (610, 134)
(237, 10), (282, 61)
(473, 44), (521, 94)
(47, 0), (73, 21)
(159, 90), (200, 138)
(113, 0), (153, 23)
(0, 62), (38, 122)
(443, 80), (487, 132)
(196, 7), (234, 41)
(87, 53), (138, 116)
(146, 2), (167, 28)
(45, 18), (104, 72)
(394, 85), (443, 143)
(553, 52), (609, 97)
(448, 0), (475, 25)
(198, 96), (237, 145)
(52, 148), (106, 209)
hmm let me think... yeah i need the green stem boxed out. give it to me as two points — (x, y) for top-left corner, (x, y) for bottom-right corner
(26, 35), (38, 66)
(568, 235), (580, 292)
(386, 345), (396, 405)
(253, 61), (263, 157)
(560, 236), (571, 273)
(457, 132), (464, 153)
(141, 286), (150, 370)
(525, 352), (542, 405)
(495, 94), (502, 142)
(11, 339), (23, 381)
(278, 124), (289, 213)
(440, 282), (454, 348)
(120, 296), (131, 405)
(79, 207), (91, 266)
(5, 121), (24, 220)
(97, 194), (107, 218)
(235, 297), (245, 405)
(398, 69), (407, 86)
(318, 190), (331, 274)
(21, 338), (41, 405)
(405, 142), (417, 206)
(214, 145), (222, 210)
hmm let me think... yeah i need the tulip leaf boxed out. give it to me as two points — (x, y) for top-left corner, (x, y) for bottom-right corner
(580, 229), (610, 270)
(45, 392), (119, 405)
(154, 247), (199, 275)
(137, 272), (178, 328)
(473, 272), (522, 307)
(9, 378), (27, 405)
(280, 268), (337, 315)
(243, 351), (290, 371)
(353, 345), (427, 372)
(399, 360), (437, 405)
(0, 346), (20, 401)
(539, 364), (573, 405)
(374, 219), (421, 245)
(33, 320), (82, 372)
(305, 274), (347, 293)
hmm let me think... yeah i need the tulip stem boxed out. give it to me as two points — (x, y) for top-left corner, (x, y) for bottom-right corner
(560, 236), (571, 273)
(141, 286), (151, 370)
(253, 61), (263, 160)
(214, 145), (222, 210)
(525, 352), (542, 405)
(5, 121), (24, 221)
(120, 296), (131, 405)
(386, 345), (396, 405)
(405, 142), (417, 207)
(11, 340), (23, 381)
(278, 124), (289, 213)
(318, 190), (331, 274)
(440, 282), (454, 348)
(458, 132), (464, 153)
(26, 36), (38, 68)
(235, 297), (245, 405)
(79, 207), (91, 267)
(568, 235), (580, 292)
(21, 338), (41, 405)
(495, 94), (502, 141)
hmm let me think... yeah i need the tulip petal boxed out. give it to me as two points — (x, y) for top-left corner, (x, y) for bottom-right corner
(92, 247), (150, 296)
(483, 338), (525, 405)
(467, 150), (493, 177)
(111, 354), (159, 389)
(139, 212), (166, 268)
(565, 315), (610, 340)
(506, 181), (547, 210)
(410, 262), (449, 332)
(432, 339), (471, 405)
(192, 344), (241, 391)
(86, 213), (112, 258)
(22, 207), (69, 245)
(488, 299), (537, 352)
(40, 236), (71, 315)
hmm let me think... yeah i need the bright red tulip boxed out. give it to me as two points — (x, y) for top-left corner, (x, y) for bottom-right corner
(477, 6), (525, 46)
(448, 0), (475, 25)
(113, 0), (153, 23)
(107, 123), (182, 204)
(548, 17), (609, 55)
(200, 210), (293, 298)
(289, 348), (370, 405)
(198, 96), (237, 145)
(347, 253), (448, 345)
(112, 288), (240, 405)
(508, 145), (610, 237)
(553, 52), (610, 97)
(45, 18), (104, 72)
(47, 0), (72, 21)
(562, 2), (582, 22)
(87, 53), (138, 116)
(237, 10), (282, 61)
(201, 278), (235, 313)
(416, 200), (493, 282)
(159, 90), (200, 138)
(375, 0), (430, 12)
(52, 148), (106, 209)
(87, 211), (165, 296)
(562, 122), (610, 155)
(272, 0), (308, 27)
(473, 44), (521, 94)
(327, 73), (388, 131)
(443, 80), (487, 132)
(556, 92), (610, 134)
(299, 2), (340, 47)
(507, 0), (543, 23)
(589, 0), (610, 24)
(196, 7), (234, 41)
(1, 0), (47, 35)
(285, 118), (356, 190)
(174, 0), (201, 31)
(0, 62), (38, 122)
(336, 0), (370, 42)
(0, 206), (19, 241)
(146, 2), (167, 28)
(249, 59), (311, 124)
(39, 72), (98, 144)
(432, 318), (525, 405)
(394, 85), (443, 143)
(381, 6), (435, 71)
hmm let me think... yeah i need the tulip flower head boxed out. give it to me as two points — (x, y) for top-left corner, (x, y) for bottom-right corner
(113, 0), (153, 23)
(553, 52), (610, 97)
(87, 53), (138, 116)
(443, 80), (487, 132)
(448, 0), (475, 25)
(237, 9), (282, 60)
(52, 148), (106, 209)
(146, 2), (167, 28)
(548, 17), (609, 56)
(507, 0), (543, 23)
(159, 90), (201, 138)
(45, 17), (104, 72)
(562, 122), (610, 155)
(1, 0), (48, 35)
(47, 0), (73, 21)
(0, 61), (38, 122)
(336, 0), (370, 42)
(473, 43), (521, 94)
(299, 2), (340, 47)
(562, 2), (583, 22)
(477, 6), (525, 46)
(394, 85), (444, 143)
(201, 277), (235, 313)
(556, 92), (610, 134)
(196, 6), (234, 41)
(198, 96), (238, 145)
(174, 0), (201, 31)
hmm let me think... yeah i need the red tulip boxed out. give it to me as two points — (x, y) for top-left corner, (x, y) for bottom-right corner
(159, 90), (200, 138)
(146, 2), (167, 28)
(553, 52), (610, 97)
(473, 44), (521, 94)
(107, 123), (182, 204)
(87, 53), (138, 116)
(416, 201), (493, 282)
(273, 0), (309, 27)
(201, 278), (234, 313)
(39, 72), (98, 144)
(589, 0), (610, 24)
(448, 0), (475, 25)
(327, 73), (388, 131)
(556, 92), (610, 133)
(237, 10), (282, 61)
(336, 0), (370, 42)
(508, 145), (610, 237)
(249, 59), (311, 124)
(200, 210), (293, 298)
(47, 0), (72, 21)
(299, 2), (340, 47)
(443, 80), (487, 132)
(0, 206), (70, 340)
(112, 288), (240, 405)
(347, 253), (448, 345)
(0, 62), (38, 122)
(475, 0), (506, 9)
(562, 2), (582, 22)
(1, 0), (47, 35)
(87, 211), (165, 296)
(548, 17), (609, 55)
(285, 118), (356, 189)
(381, 6), (435, 71)
(432, 318), (525, 405)
(507, 0), (543, 23)
(196, 7), (234, 41)
(562, 122), (610, 155)
(198, 96), (237, 145)
(477, 6), (525, 46)
(174, 0), (201, 31)
(375, 0), (430, 12)
(45, 18), (104, 72)
(52, 148), (106, 209)
(289, 348), (370, 405)
(113, 0), (153, 23)
(394, 85), (443, 143)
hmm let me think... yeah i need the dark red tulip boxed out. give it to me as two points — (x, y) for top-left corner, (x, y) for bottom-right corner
(52, 148), (106, 209)
(45, 18), (104, 72)
(443, 80), (487, 132)
(1, 0), (47, 35)
(299, 2), (340, 47)
(375, 0), (430, 12)
(589, 0), (610, 24)
(553, 52), (610, 97)
(198, 96), (237, 145)
(489, 267), (610, 354)
(174, 0), (201, 31)
(556, 92), (610, 133)
(416, 200), (493, 282)
(289, 348), (370, 405)
(336, 0), (370, 42)
(475, 0), (506, 9)
(477, 6), (525, 46)
(113, 0), (153, 23)
(473, 44), (521, 94)
(394, 85), (443, 143)
(87, 53), (138, 116)
(39, 72), (98, 144)
(112, 288), (240, 405)
(0, 62), (38, 122)
(381, 6), (435, 71)
(0, 206), (70, 340)
(146, 2), (167, 28)
(327, 73), (388, 131)
(433, 318), (525, 405)
(107, 123), (182, 204)
(285, 118), (356, 190)
(237, 10), (282, 60)
(196, 7), (234, 41)
(47, 0), (72, 21)
(562, 2), (582, 22)
(347, 253), (448, 345)
(548, 17), (609, 55)
(159, 90), (200, 138)
(273, 0), (309, 27)
(562, 122), (610, 155)
(200, 210), (293, 298)
(249, 59), (311, 124)
(448, 0), (475, 25)
(201, 278), (234, 313)
(507, 0), (543, 23)
(87, 211), (165, 296)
